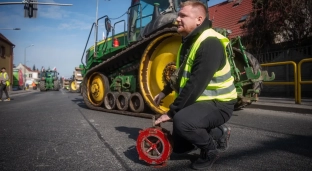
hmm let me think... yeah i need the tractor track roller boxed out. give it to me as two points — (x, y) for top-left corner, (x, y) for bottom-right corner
(104, 92), (119, 110)
(129, 92), (145, 113)
(116, 92), (131, 111)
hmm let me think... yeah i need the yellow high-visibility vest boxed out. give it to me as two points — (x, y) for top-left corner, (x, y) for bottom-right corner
(0, 72), (10, 86)
(177, 28), (237, 101)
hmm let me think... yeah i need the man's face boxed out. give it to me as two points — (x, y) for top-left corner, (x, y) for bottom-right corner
(176, 5), (201, 37)
(1, 69), (5, 73)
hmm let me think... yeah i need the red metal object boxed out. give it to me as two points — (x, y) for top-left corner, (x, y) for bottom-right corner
(18, 69), (24, 86)
(136, 127), (173, 166)
(113, 38), (119, 47)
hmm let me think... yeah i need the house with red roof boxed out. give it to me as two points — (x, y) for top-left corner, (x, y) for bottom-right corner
(208, 0), (252, 39)
(15, 63), (39, 87)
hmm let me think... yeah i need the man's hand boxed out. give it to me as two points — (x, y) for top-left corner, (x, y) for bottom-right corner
(155, 114), (171, 125)
(153, 92), (166, 106)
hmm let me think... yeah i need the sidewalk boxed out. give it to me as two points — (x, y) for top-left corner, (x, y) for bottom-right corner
(246, 97), (312, 114)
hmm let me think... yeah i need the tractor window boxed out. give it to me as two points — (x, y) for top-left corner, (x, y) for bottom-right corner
(52, 72), (57, 77)
(136, 0), (170, 28)
(128, 0), (170, 42)
(45, 71), (56, 77)
(136, 1), (153, 28)
(45, 72), (50, 77)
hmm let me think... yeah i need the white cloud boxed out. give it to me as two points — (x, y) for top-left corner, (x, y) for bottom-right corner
(37, 0), (68, 19)
(38, 5), (64, 19)
(57, 19), (91, 30)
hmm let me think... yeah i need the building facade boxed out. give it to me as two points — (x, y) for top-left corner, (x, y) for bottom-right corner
(0, 33), (15, 90)
(15, 63), (39, 87)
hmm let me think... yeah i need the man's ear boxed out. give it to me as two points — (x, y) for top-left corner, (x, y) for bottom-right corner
(196, 16), (203, 26)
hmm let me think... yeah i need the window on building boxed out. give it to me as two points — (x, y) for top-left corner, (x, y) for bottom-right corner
(29, 74), (32, 78)
(0, 46), (4, 58)
(239, 14), (249, 22)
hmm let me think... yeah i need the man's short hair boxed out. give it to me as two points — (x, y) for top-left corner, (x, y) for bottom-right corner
(180, 0), (208, 14)
(1, 67), (5, 70)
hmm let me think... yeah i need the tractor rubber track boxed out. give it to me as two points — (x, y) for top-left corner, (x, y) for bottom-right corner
(82, 26), (177, 119)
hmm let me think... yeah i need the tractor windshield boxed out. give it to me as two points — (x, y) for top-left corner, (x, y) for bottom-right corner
(128, 0), (170, 41)
(45, 71), (56, 77)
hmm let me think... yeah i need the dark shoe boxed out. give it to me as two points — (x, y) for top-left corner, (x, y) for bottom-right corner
(191, 149), (219, 170)
(216, 125), (231, 152)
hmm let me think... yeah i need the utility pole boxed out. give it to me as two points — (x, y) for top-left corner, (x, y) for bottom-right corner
(24, 44), (34, 89)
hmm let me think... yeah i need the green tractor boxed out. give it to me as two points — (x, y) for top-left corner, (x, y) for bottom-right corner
(80, 0), (275, 116)
(39, 68), (60, 91)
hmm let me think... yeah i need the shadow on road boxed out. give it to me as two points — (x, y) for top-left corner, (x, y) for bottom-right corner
(115, 126), (154, 166)
(71, 98), (89, 110)
(115, 126), (141, 141)
(123, 145), (150, 166)
(218, 134), (312, 165)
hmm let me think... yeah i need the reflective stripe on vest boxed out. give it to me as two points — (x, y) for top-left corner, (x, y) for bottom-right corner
(177, 28), (237, 102)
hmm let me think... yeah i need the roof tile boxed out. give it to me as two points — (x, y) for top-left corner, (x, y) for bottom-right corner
(208, 0), (252, 38)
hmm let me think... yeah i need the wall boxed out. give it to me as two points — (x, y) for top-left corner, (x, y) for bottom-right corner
(0, 40), (13, 90)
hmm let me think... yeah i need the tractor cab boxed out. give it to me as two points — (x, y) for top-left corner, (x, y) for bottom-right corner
(127, 0), (208, 42)
(44, 70), (58, 78)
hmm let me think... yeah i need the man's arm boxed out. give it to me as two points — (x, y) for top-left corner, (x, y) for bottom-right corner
(167, 37), (225, 118)
(3, 73), (9, 82)
(161, 83), (173, 96)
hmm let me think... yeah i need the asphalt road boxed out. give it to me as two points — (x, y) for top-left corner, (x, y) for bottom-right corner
(0, 90), (312, 171)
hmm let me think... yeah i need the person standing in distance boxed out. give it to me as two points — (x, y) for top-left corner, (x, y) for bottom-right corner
(0, 67), (11, 101)
(154, 1), (237, 170)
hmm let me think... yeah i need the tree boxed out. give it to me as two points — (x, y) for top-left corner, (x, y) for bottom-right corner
(243, 0), (312, 52)
(32, 64), (36, 71)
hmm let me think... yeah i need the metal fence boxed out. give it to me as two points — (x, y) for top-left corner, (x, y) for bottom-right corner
(254, 45), (312, 64)
(251, 44), (312, 99)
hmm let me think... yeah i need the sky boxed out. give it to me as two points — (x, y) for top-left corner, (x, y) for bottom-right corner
(0, 0), (225, 78)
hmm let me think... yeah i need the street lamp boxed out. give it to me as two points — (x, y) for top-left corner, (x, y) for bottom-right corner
(0, 28), (21, 30)
(24, 44), (34, 89)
